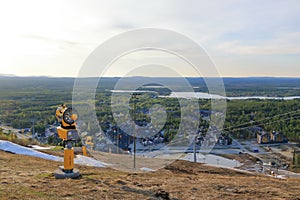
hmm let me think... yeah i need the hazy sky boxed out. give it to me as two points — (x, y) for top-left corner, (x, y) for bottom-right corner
(0, 0), (300, 77)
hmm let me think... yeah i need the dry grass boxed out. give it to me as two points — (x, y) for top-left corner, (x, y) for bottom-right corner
(0, 150), (300, 200)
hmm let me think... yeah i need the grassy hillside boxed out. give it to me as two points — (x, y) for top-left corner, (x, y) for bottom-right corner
(0, 150), (299, 199)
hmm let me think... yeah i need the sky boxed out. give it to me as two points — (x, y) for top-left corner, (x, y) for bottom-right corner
(0, 0), (300, 77)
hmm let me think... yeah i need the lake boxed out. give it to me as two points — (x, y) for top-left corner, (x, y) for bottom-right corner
(163, 92), (300, 100)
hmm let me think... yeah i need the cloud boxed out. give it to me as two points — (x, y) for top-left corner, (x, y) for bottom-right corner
(214, 32), (300, 55)
(111, 22), (137, 30)
(1, 0), (300, 77)
(21, 34), (81, 47)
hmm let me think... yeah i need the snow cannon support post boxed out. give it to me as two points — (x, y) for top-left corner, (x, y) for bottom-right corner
(82, 145), (87, 156)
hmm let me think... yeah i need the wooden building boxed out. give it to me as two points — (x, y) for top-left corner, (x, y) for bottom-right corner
(257, 132), (270, 144)
(257, 130), (288, 144)
(270, 131), (287, 143)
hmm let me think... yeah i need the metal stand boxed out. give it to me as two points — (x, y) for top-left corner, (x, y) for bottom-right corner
(133, 136), (136, 169)
(54, 140), (80, 179)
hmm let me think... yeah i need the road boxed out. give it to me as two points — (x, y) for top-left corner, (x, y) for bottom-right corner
(0, 125), (31, 139)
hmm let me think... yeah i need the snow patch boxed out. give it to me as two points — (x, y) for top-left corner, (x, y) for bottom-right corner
(29, 145), (55, 150)
(0, 140), (108, 168)
(0, 140), (61, 161)
(140, 167), (155, 172)
(75, 155), (110, 168)
(182, 153), (241, 168)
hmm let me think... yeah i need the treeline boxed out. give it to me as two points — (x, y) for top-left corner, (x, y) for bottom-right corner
(225, 99), (300, 142)
(0, 88), (72, 133)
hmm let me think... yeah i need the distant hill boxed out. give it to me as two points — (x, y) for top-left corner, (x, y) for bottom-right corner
(0, 73), (17, 77)
(0, 76), (300, 97)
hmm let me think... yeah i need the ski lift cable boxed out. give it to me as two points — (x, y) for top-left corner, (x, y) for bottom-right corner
(223, 114), (300, 134)
(223, 109), (300, 131)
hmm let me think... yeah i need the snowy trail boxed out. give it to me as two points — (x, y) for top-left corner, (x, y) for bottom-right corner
(0, 140), (108, 168)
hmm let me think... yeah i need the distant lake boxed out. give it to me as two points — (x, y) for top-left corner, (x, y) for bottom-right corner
(110, 90), (300, 100)
(164, 92), (300, 100)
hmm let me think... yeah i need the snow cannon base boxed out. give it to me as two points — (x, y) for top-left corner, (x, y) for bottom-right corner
(54, 166), (80, 179)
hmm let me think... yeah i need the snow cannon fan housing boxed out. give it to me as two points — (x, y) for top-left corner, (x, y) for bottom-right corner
(57, 107), (80, 142)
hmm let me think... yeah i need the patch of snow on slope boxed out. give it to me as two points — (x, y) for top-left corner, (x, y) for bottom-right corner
(0, 140), (108, 168)
(75, 155), (109, 168)
(0, 140), (61, 161)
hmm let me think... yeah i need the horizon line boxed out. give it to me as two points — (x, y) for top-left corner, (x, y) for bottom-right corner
(1, 74), (300, 79)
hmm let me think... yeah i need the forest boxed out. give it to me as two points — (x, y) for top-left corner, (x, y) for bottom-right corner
(0, 76), (299, 144)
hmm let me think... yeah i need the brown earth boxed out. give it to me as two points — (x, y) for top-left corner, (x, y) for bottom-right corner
(0, 150), (300, 200)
